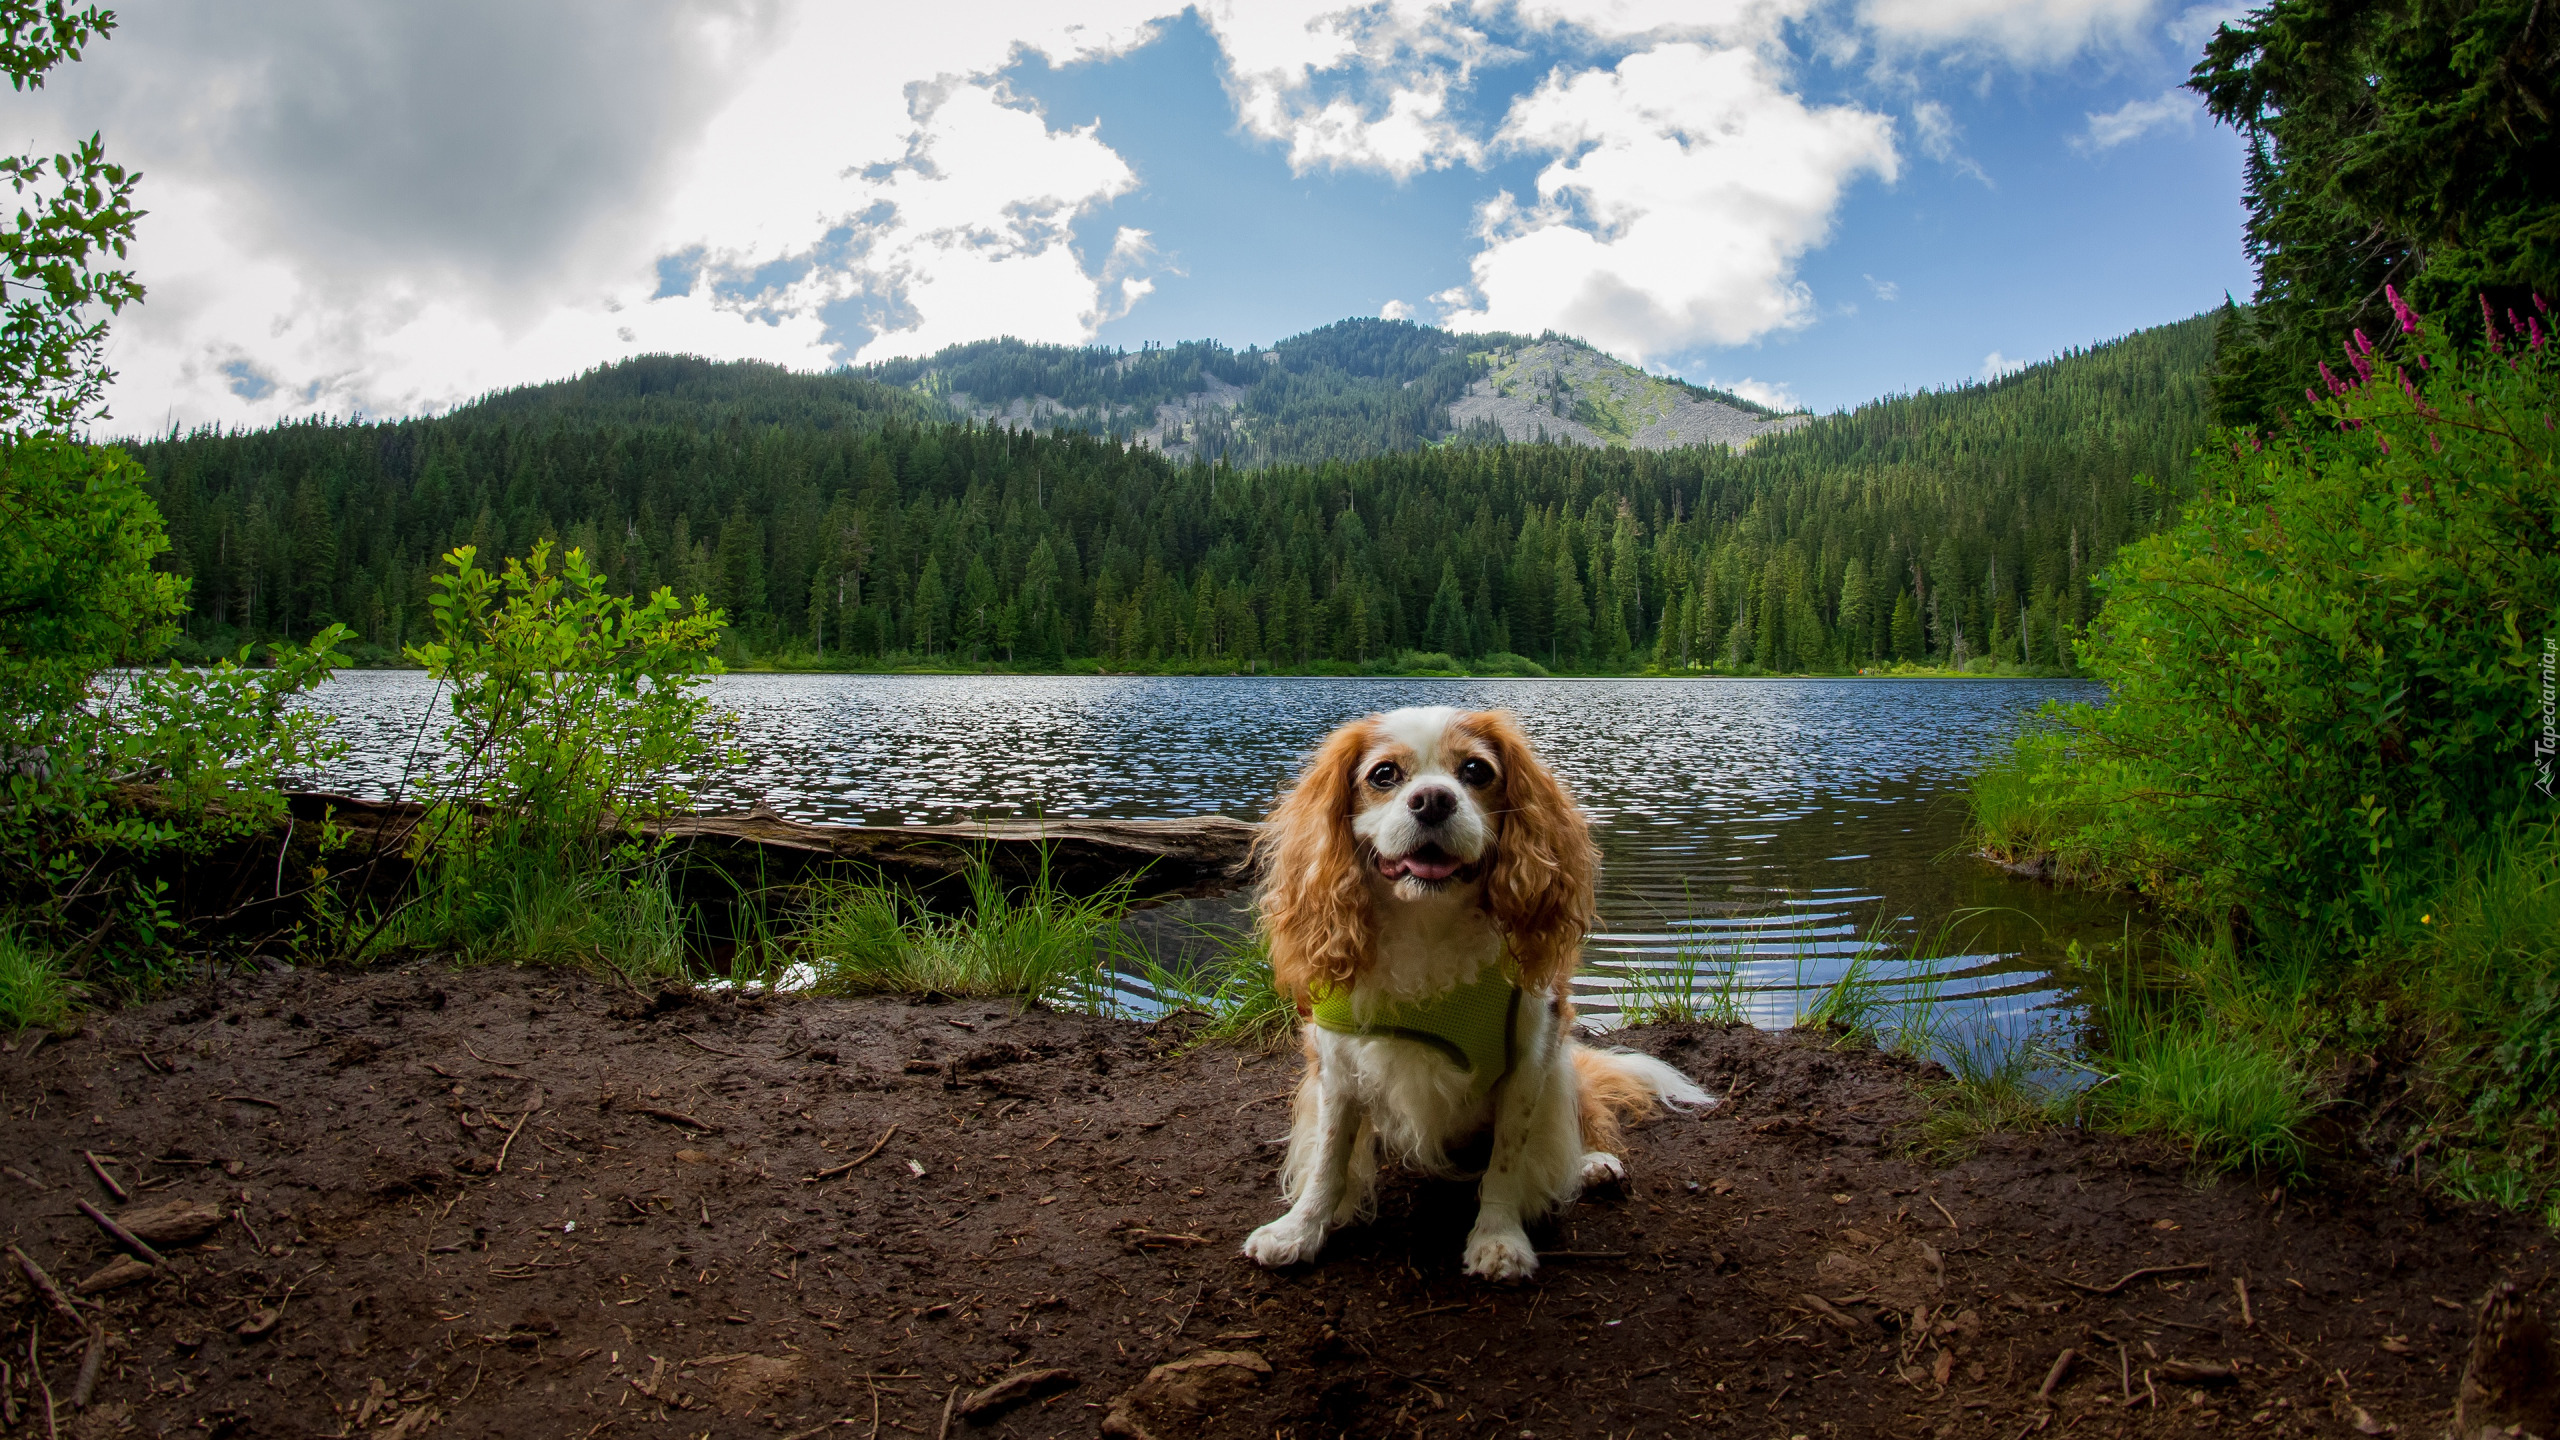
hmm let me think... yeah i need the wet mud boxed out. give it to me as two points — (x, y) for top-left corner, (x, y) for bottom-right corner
(2, 962), (2550, 1438)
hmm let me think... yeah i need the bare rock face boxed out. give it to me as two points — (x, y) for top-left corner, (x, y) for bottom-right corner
(1099, 1350), (1270, 1440)
(2454, 1281), (2560, 1439)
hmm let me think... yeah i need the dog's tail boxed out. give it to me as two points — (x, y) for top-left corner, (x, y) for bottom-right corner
(1573, 1046), (1715, 1156)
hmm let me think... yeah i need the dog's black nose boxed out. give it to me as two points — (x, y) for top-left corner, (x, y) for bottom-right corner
(1407, 786), (1457, 826)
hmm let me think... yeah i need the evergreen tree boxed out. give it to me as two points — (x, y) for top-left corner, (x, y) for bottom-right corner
(1549, 547), (1590, 667)
(1889, 590), (1923, 661)
(1423, 560), (1469, 657)
(912, 555), (947, 656)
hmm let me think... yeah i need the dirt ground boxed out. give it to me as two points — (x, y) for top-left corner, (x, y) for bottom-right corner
(3, 961), (2552, 1439)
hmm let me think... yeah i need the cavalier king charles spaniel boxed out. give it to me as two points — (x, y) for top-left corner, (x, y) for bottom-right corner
(1240, 706), (1711, 1281)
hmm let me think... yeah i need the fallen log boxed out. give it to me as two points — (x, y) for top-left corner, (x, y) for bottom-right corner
(279, 792), (1259, 904)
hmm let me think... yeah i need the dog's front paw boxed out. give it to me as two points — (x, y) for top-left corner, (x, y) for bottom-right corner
(1463, 1224), (1539, 1283)
(1578, 1151), (1627, 1187)
(1242, 1216), (1327, 1268)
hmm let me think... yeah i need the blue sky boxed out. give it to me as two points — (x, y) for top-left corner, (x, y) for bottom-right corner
(29, 0), (2255, 428)
(998, 7), (2251, 410)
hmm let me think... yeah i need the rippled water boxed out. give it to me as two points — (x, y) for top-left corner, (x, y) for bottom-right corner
(297, 672), (2123, 1041)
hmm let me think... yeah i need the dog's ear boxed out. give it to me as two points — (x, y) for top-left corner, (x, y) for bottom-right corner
(1256, 716), (1380, 1006)
(1468, 710), (1597, 995)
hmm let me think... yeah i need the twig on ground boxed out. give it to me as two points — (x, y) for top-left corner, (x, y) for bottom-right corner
(2234, 1276), (2253, 1327)
(809, 1124), (899, 1182)
(81, 1153), (124, 1203)
(493, 1109), (535, 1174)
(461, 1039), (526, 1068)
(632, 1106), (720, 1133)
(2059, 1261), (2208, 1296)
(68, 1328), (104, 1408)
(216, 1094), (281, 1108)
(73, 1200), (165, 1267)
(679, 1033), (748, 1058)
(1928, 1195), (1959, 1231)
(8, 1247), (87, 1326)
(2036, 1348), (2076, 1402)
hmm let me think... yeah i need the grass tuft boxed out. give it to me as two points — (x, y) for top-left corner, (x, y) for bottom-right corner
(2079, 941), (2317, 1176)
(0, 927), (78, 1031)
(801, 849), (1132, 1005)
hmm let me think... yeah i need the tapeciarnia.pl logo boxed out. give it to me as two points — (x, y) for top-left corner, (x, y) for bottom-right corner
(2540, 635), (2557, 798)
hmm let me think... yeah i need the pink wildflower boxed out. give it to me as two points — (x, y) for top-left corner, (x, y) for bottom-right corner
(2387, 284), (2419, 334)
(2320, 361), (2347, 395)
(2482, 295), (2503, 352)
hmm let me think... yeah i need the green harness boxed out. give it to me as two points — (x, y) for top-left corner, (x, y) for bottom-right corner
(1309, 962), (1522, 1099)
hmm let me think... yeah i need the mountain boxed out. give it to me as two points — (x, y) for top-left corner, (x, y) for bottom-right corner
(854, 317), (1801, 468)
(130, 310), (2214, 677)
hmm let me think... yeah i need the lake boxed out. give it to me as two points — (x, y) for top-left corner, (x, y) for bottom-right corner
(296, 672), (2123, 1045)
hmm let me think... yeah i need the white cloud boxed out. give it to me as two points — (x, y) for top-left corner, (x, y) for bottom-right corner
(1711, 375), (1802, 410)
(57, 0), (1175, 429)
(673, 76), (1147, 362)
(1380, 299), (1418, 320)
(1909, 99), (1990, 184)
(1980, 349), (2029, 380)
(1860, 0), (2164, 65)
(1436, 42), (1898, 364)
(1864, 274), (1899, 300)
(1194, 1), (1492, 178)
(2079, 87), (2198, 150)
(2165, 3), (2249, 49)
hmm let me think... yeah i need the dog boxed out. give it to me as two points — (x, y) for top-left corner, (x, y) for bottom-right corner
(1239, 706), (1712, 1281)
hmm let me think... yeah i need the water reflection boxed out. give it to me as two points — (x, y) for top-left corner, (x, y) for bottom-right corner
(294, 673), (2121, 1043)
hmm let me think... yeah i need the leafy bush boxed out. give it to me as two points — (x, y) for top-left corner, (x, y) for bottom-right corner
(1995, 295), (2557, 941)
(406, 541), (731, 853)
(3, 438), (351, 973)
(107, 628), (354, 839)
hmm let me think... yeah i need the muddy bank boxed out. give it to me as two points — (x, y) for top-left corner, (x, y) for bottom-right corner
(2, 964), (2551, 1438)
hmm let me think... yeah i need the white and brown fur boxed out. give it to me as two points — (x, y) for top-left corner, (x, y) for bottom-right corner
(1240, 706), (1711, 1281)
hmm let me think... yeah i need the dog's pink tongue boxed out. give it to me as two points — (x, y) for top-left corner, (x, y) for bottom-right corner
(1399, 853), (1462, 881)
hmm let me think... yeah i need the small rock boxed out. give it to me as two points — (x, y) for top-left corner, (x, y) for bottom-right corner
(1100, 1350), (1269, 1440)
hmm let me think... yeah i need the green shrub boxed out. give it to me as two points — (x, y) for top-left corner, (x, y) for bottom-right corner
(1473, 651), (1552, 677)
(1987, 295), (2557, 942)
(406, 541), (733, 854)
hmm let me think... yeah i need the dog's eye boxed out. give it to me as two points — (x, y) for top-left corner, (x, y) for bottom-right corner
(1458, 758), (1495, 788)
(1365, 761), (1401, 789)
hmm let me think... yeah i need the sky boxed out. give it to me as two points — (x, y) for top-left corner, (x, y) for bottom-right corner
(19, 0), (2258, 433)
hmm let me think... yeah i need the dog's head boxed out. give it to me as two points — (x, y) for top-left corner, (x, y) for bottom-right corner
(1256, 706), (1597, 1004)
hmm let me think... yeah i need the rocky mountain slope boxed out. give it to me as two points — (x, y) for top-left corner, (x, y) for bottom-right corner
(1449, 338), (1808, 448)
(860, 318), (1804, 468)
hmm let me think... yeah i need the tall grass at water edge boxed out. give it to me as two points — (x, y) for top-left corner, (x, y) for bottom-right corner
(797, 850), (1139, 1007)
